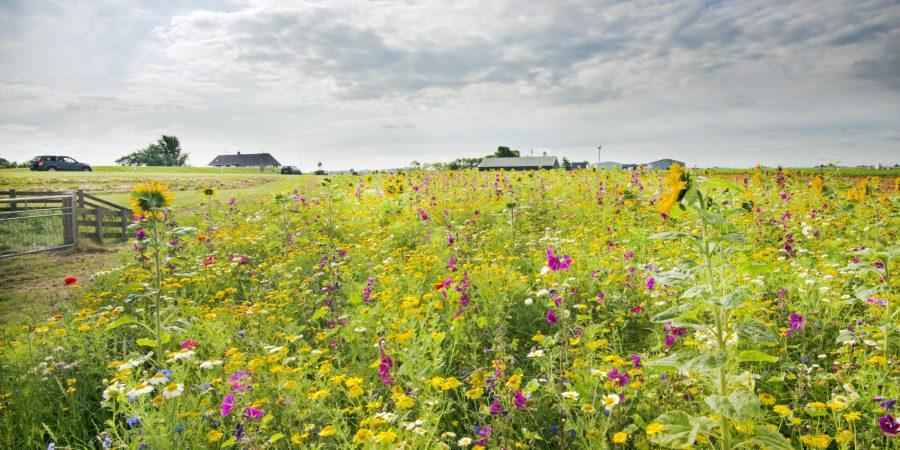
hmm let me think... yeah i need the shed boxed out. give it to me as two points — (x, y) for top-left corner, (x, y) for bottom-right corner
(208, 152), (281, 168)
(477, 156), (559, 171)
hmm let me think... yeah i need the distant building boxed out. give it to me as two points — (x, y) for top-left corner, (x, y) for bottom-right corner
(595, 161), (622, 170)
(645, 158), (684, 170)
(570, 161), (590, 169)
(208, 152), (281, 168)
(477, 156), (559, 171)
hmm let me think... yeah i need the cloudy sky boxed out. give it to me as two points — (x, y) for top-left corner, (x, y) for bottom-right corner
(1, 0), (899, 170)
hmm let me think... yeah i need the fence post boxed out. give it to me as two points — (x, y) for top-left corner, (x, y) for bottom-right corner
(120, 209), (129, 240)
(70, 197), (79, 246)
(94, 207), (104, 243)
(9, 188), (15, 211)
(77, 189), (84, 208)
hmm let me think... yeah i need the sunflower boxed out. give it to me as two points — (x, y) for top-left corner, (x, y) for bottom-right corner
(202, 187), (215, 197)
(656, 163), (688, 214)
(130, 181), (175, 218)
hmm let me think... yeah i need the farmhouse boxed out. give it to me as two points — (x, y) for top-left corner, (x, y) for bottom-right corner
(477, 156), (559, 171)
(208, 152), (281, 168)
(570, 161), (590, 169)
(645, 158), (684, 170)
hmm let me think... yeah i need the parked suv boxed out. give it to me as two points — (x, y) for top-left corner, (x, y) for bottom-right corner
(280, 166), (302, 175)
(30, 156), (92, 171)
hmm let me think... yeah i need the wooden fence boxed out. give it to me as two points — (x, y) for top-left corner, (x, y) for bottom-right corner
(0, 189), (131, 243)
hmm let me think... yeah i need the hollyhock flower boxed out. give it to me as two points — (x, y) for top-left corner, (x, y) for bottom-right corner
(378, 339), (394, 387)
(646, 277), (655, 290)
(545, 247), (572, 271)
(786, 312), (805, 337)
(514, 391), (527, 409)
(664, 335), (676, 347)
(489, 401), (502, 415)
(878, 414), (899, 435)
(546, 310), (558, 324)
(244, 406), (265, 419)
(220, 393), (234, 417)
(64, 277), (77, 286)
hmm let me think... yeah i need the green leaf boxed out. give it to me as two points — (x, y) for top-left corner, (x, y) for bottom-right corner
(739, 262), (773, 275)
(650, 411), (700, 449)
(105, 316), (137, 331)
(703, 178), (745, 193)
(854, 284), (887, 301)
(136, 338), (157, 347)
(745, 425), (792, 450)
(704, 394), (736, 418)
(738, 350), (779, 363)
(728, 388), (761, 419)
(737, 320), (779, 344)
(268, 433), (284, 444)
(310, 306), (329, 321)
(651, 303), (695, 323)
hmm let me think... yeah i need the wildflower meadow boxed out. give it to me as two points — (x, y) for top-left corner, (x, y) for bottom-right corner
(1, 166), (898, 450)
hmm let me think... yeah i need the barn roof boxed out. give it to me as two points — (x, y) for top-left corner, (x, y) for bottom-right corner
(477, 156), (559, 169)
(208, 153), (281, 167)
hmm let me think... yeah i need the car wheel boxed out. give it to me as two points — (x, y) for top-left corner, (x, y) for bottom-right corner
(82, 167), (92, 172)
(47, 167), (57, 171)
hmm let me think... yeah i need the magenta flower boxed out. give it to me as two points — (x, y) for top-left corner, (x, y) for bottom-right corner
(514, 391), (527, 409)
(378, 339), (394, 387)
(646, 277), (655, 290)
(244, 406), (265, 419)
(786, 312), (804, 337)
(664, 334), (676, 347)
(489, 401), (502, 415)
(546, 310), (558, 324)
(879, 414), (899, 435)
(545, 247), (572, 271)
(631, 305), (643, 314)
(597, 291), (605, 304)
(179, 339), (199, 350)
(220, 393), (234, 417)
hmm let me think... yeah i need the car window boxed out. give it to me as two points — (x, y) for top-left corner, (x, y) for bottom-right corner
(64, 157), (76, 163)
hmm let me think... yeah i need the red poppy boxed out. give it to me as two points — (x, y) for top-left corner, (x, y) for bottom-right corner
(64, 277), (77, 286)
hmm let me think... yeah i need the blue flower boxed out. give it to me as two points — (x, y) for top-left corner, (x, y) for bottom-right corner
(126, 417), (141, 427)
(174, 423), (186, 433)
(156, 369), (173, 379)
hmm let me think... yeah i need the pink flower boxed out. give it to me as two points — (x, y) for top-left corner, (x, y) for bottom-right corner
(220, 393), (234, 417)
(631, 306), (643, 313)
(180, 340), (199, 350)
(546, 247), (572, 271)
(244, 406), (265, 419)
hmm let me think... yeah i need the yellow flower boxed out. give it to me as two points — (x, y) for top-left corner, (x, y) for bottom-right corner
(581, 403), (595, 413)
(465, 387), (484, 400)
(347, 385), (365, 398)
(506, 374), (522, 391)
(656, 163), (687, 214)
(207, 429), (224, 442)
(759, 393), (775, 406)
(773, 405), (792, 416)
(646, 423), (664, 436)
(396, 395), (415, 409)
(129, 181), (175, 218)
(810, 176), (823, 196)
(612, 432), (628, 444)
(441, 377), (461, 390)
(842, 411), (861, 421)
(202, 187), (215, 197)
(319, 425), (336, 437)
(835, 429), (853, 444)
(291, 432), (309, 443)
(374, 430), (397, 443)
(353, 429), (373, 444)
(800, 434), (832, 449)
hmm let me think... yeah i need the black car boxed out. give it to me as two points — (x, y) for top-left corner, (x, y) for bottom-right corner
(280, 166), (302, 175)
(30, 156), (92, 171)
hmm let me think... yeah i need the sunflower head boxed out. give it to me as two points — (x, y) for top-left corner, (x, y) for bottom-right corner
(202, 187), (215, 197)
(656, 163), (690, 214)
(130, 181), (175, 218)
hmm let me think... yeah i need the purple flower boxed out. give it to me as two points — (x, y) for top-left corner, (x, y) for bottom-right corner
(624, 251), (634, 261)
(646, 277), (655, 291)
(631, 353), (642, 369)
(881, 399), (897, 410)
(514, 391), (527, 409)
(546, 310), (558, 324)
(597, 292), (605, 304)
(244, 406), (265, 419)
(786, 312), (804, 337)
(664, 334), (676, 347)
(878, 414), (899, 435)
(378, 339), (394, 387)
(489, 401), (502, 415)
(135, 228), (146, 240)
(546, 247), (572, 271)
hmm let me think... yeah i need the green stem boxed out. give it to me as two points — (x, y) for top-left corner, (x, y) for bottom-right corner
(152, 217), (163, 366)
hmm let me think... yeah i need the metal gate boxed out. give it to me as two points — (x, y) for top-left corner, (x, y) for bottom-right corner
(0, 194), (78, 259)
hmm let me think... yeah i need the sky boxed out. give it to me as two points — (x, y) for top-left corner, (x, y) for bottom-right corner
(1, 0), (899, 171)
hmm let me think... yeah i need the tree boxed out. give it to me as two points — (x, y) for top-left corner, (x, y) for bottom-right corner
(562, 157), (572, 170)
(491, 146), (520, 158)
(116, 135), (188, 166)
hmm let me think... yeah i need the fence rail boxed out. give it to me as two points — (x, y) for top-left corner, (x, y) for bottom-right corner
(0, 195), (78, 258)
(0, 190), (131, 255)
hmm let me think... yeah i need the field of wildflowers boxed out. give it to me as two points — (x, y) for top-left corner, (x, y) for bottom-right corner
(0, 166), (898, 449)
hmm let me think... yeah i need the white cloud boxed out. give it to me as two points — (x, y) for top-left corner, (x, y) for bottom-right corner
(1, 0), (899, 169)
